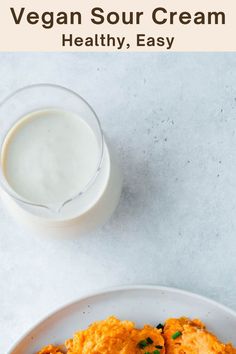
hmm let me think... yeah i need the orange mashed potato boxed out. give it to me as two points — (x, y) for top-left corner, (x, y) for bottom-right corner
(163, 317), (236, 354)
(38, 316), (235, 354)
(37, 345), (64, 354)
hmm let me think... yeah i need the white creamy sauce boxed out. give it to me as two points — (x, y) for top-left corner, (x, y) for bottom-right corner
(1, 109), (100, 205)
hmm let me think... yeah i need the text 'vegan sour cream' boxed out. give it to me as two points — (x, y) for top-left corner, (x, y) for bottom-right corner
(0, 85), (122, 238)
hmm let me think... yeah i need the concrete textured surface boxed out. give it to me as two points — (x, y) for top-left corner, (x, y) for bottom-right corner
(0, 53), (236, 352)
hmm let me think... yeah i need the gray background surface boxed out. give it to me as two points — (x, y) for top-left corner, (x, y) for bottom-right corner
(0, 53), (236, 352)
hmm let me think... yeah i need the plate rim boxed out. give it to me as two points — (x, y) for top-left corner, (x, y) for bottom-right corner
(8, 284), (236, 353)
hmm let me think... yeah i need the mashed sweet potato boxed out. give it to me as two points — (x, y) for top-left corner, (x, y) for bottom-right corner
(37, 344), (64, 354)
(37, 316), (236, 354)
(65, 316), (164, 354)
(163, 317), (236, 354)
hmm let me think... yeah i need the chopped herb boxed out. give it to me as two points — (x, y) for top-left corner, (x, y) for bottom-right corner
(144, 352), (151, 354)
(138, 339), (148, 348)
(155, 345), (163, 349)
(156, 323), (164, 330)
(172, 331), (182, 340)
(146, 337), (154, 344)
(153, 350), (160, 354)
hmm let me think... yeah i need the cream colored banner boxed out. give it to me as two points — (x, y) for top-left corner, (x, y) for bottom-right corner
(0, 0), (234, 51)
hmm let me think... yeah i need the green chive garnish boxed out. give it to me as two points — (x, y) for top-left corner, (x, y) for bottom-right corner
(155, 345), (163, 349)
(138, 339), (148, 348)
(144, 352), (151, 354)
(172, 331), (182, 340)
(153, 350), (160, 354)
(146, 337), (153, 344)
(156, 323), (164, 330)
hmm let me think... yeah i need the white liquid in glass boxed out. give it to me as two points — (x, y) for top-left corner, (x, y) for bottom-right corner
(1, 109), (101, 207)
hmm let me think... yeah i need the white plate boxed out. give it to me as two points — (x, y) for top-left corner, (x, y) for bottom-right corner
(9, 285), (236, 353)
